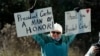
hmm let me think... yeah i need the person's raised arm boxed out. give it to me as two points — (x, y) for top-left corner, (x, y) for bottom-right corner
(63, 33), (76, 44)
(32, 33), (49, 47)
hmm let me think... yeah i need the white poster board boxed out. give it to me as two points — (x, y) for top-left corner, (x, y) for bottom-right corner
(65, 8), (91, 34)
(14, 7), (54, 37)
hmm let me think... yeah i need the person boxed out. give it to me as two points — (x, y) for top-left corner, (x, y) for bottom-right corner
(32, 23), (76, 56)
(85, 40), (100, 56)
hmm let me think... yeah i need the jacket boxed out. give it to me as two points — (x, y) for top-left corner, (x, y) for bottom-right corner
(32, 33), (76, 56)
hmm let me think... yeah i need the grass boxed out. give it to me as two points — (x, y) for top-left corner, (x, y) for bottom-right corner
(0, 47), (84, 56)
(0, 49), (41, 56)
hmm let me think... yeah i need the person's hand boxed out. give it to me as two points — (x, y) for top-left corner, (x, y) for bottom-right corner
(93, 46), (100, 54)
(85, 45), (100, 56)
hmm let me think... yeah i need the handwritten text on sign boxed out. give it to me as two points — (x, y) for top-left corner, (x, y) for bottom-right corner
(65, 8), (91, 34)
(14, 7), (54, 37)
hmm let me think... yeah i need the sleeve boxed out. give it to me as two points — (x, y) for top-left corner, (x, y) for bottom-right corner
(32, 34), (48, 46)
(85, 46), (95, 56)
(63, 33), (76, 44)
(67, 34), (76, 44)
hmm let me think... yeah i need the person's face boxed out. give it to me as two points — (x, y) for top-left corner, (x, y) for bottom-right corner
(51, 30), (61, 39)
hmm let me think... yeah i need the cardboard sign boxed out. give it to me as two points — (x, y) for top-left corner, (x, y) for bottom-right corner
(14, 7), (54, 37)
(65, 8), (91, 34)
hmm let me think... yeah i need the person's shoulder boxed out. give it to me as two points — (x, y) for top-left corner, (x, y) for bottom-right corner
(62, 33), (76, 37)
(61, 34), (67, 38)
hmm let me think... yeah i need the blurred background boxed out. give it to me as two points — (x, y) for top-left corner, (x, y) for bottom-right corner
(0, 0), (100, 56)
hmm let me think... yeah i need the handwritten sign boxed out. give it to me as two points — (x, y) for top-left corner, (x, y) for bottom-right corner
(14, 7), (54, 37)
(65, 8), (91, 34)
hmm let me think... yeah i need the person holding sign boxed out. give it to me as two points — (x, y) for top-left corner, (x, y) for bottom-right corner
(85, 44), (100, 56)
(32, 23), (77, 56)
(85, 33), (100, 56)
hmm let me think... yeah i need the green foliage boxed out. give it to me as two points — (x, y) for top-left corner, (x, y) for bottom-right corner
(0, 0), (28, 29)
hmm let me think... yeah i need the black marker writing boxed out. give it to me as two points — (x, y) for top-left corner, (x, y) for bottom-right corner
(66, 24), (77, 32)
(26, 23), (53, 34)
(22, 21), (26, 27)
(40, 9), (51, 17)
(79, 23), (88, 29)
(17, 14), (31, 22)
(31, 19), (42, 25)
(67, 13), (77, 20)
